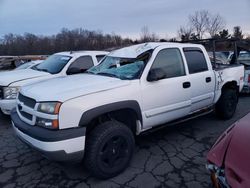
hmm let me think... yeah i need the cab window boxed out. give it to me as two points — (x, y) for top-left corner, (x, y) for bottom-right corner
(96, 55), (106, 62)
(184, 48), (208, 74)
(68, 56), (94, 71)
(149, 48), (185, 80)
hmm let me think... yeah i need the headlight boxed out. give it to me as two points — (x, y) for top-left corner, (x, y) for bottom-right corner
(37, 102), (61, 114)
(3, 87), (20, 99)
(36, 102), (61, 129)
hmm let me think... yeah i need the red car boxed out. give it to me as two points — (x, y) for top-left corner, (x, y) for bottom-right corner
(207, 113), (250, 188)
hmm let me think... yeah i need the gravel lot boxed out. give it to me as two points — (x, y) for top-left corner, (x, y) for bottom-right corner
(0, 96), (250, 188)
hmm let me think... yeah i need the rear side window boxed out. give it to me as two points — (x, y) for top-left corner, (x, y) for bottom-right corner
(150, 48), (185, 79)
(96, 55), (105, 62)
(68, 56), (94, 70)
(184, 48), (208, 74)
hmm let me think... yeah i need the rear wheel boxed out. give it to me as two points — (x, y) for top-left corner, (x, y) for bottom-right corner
(84, 120), (135, 179)
(215, 89), (238, 120)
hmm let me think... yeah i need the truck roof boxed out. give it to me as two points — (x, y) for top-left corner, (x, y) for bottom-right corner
(108, 42), (204, 58)
(55, 51), (109, 58)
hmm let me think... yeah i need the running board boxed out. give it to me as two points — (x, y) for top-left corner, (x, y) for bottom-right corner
(140, 106), (214, 135)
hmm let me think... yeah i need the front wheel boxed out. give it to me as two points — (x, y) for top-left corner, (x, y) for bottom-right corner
(84, 121), (135, 179)
(215, 89), (238, 120)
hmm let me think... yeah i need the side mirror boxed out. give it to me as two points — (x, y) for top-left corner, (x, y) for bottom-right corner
(147, 69), (166, 82)
(67, 67), (86, 75)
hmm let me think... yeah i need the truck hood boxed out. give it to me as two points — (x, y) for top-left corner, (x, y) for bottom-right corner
(21, 74), (130, 102)
(0, 69), (50, 86)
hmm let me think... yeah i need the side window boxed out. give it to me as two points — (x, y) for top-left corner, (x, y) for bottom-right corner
(96, 55), (105, 62)
(149, 48), (185, 79)
(68, 56), (94, 70)
(184, 48), (208, 74)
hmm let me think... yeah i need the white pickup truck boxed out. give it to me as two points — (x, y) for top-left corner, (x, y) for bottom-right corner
(11, 42), (244, 179)
(0, 51), (108, 114)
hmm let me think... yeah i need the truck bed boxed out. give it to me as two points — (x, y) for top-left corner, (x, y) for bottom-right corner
(213, 63), (242, 71)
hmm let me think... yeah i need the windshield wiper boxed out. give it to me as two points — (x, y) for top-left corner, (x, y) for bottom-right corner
(37, 68), (49, 73)
(31, 66), (38, 70)
(85, 71), (95, 75)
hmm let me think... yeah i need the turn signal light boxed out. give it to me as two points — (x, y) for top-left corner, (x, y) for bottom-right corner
(52, 120), (59, 129)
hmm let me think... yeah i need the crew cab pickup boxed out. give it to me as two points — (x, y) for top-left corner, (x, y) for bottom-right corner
(0, 51), (108, 114)
(11, 42), (244, 179)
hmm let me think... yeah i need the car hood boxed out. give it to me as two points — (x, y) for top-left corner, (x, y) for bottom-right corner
(207, 113), (250, 187)
(21, 74), (130, 102)
(0, 69), (50, 86)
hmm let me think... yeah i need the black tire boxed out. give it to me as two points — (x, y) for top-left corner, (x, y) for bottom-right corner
(215, 89), (238, 120)
(84, 121), (135, 179)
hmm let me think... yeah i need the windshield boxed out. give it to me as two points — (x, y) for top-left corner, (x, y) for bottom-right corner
(238, 52), (250, 60)
(87, 50), (152, 80)
(32, 55), (71, 74)
(15, 62), (34, 70)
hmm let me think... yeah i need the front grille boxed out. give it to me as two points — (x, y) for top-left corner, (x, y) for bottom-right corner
(18, 93), (36, 109)
(0, 87), (3, 99)
(19, 109), (33, 121)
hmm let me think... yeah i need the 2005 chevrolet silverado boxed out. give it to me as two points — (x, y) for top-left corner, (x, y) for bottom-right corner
(11, 42), (244, 179)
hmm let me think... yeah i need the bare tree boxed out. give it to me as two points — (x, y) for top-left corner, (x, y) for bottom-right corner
(178, 26), (194, 41)
(188, 10), (227, 39)
(0, 28), (134, 56)
(140, 26), (150, 41)
(140, 26), (158, 42)
(207, 14), (226, 37)
(189, 10), (210, 39)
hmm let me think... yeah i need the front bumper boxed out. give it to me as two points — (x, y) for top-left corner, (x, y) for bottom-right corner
(0, 99), (16, 115)
(11, 110), (86, 161)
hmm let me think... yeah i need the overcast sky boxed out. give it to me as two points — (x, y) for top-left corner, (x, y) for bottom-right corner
(0, 0), (249, 39)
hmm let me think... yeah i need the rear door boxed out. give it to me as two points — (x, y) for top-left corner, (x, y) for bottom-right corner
(183, 48), (215, 112)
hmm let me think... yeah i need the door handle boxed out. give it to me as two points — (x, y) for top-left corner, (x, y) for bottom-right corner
(206, 77), (211, 83)
(183, 82), (191, 89)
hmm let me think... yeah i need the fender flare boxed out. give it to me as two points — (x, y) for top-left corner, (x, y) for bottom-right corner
(78, 100), (142, 127)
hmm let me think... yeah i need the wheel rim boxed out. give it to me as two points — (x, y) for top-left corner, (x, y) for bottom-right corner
(98, 135), (129, 169)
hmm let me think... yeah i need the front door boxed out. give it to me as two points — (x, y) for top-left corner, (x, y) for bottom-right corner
(141, 48), (191, 128)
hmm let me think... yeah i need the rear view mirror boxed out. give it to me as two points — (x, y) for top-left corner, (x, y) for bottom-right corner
(147, 69), (166, 82)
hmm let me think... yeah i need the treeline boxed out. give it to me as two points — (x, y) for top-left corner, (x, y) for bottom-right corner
(0, 28), (133, 56)
(1, 9), (249, 56)
(178, 10), (250, 42)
